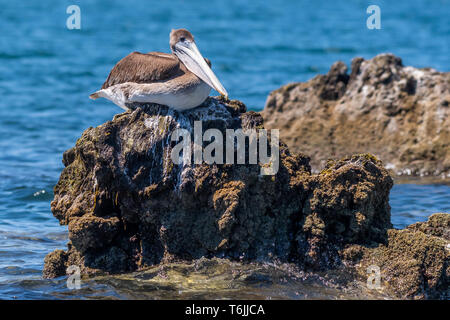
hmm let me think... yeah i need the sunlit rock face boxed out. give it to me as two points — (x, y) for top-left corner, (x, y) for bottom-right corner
(262, 53), (450, 177)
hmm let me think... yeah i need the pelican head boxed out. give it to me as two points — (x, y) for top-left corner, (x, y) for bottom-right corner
(170, 28), (228, 98)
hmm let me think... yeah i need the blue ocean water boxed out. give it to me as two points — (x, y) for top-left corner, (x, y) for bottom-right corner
(0, 0), (449, 299)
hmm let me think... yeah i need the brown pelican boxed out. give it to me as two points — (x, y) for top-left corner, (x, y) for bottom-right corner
(89, 28), (228, 110)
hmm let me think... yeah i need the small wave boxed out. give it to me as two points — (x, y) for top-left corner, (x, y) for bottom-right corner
(0, 51), (55, 60)
(304, 47), (357, 54)
(15, 189), (53, 202)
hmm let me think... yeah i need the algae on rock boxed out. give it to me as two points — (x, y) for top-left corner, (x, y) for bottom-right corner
(44, 96), (449, 300)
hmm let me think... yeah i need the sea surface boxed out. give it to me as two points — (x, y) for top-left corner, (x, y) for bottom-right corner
(0, 0), (448, 299)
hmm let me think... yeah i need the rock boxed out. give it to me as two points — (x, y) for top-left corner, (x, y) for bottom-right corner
(296, 154), (393, 270)
(262, 53), (450, 177)
(342, 213), (450, 299)
(69, 215), (121, 254)
(45, 97), (311, 276)
(407, 213), (450, 239)
(43, 96), (449, 299)
(43, 249), (68, 279)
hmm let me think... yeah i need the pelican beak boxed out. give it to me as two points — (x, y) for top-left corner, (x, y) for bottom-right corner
(174, 41), (228, 98)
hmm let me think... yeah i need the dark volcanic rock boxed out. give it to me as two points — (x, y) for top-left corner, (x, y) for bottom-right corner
(44, 96), (449, 299)
(262, 54), (450, 177)
(46, 97), (312, 275)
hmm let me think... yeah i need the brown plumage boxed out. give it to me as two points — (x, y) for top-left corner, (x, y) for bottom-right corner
(100, 50), (211, 90)
(101, 52), (183, 89)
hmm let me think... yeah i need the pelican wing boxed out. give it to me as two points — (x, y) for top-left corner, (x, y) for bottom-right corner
(101, 52), (181, 89)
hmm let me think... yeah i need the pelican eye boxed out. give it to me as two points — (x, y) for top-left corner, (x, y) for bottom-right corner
(180, 37), (186, 42)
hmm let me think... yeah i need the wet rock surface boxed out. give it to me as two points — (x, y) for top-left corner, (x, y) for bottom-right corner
(42, 257), (393, 300)
(261, 54), (450, 177)
(44, 96), (449, 299)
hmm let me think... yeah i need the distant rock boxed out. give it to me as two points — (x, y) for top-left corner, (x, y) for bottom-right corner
(43, 96), (449, 299)
(262, 54), (450, 177)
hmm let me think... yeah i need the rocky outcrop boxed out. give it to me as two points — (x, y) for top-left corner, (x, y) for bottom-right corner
(261, 54), (450, 177)
(46, 97), (311, 276)
(296, 154), (393, 270)
(43, 96), (449, 299)
(342, 213), (449, 299)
